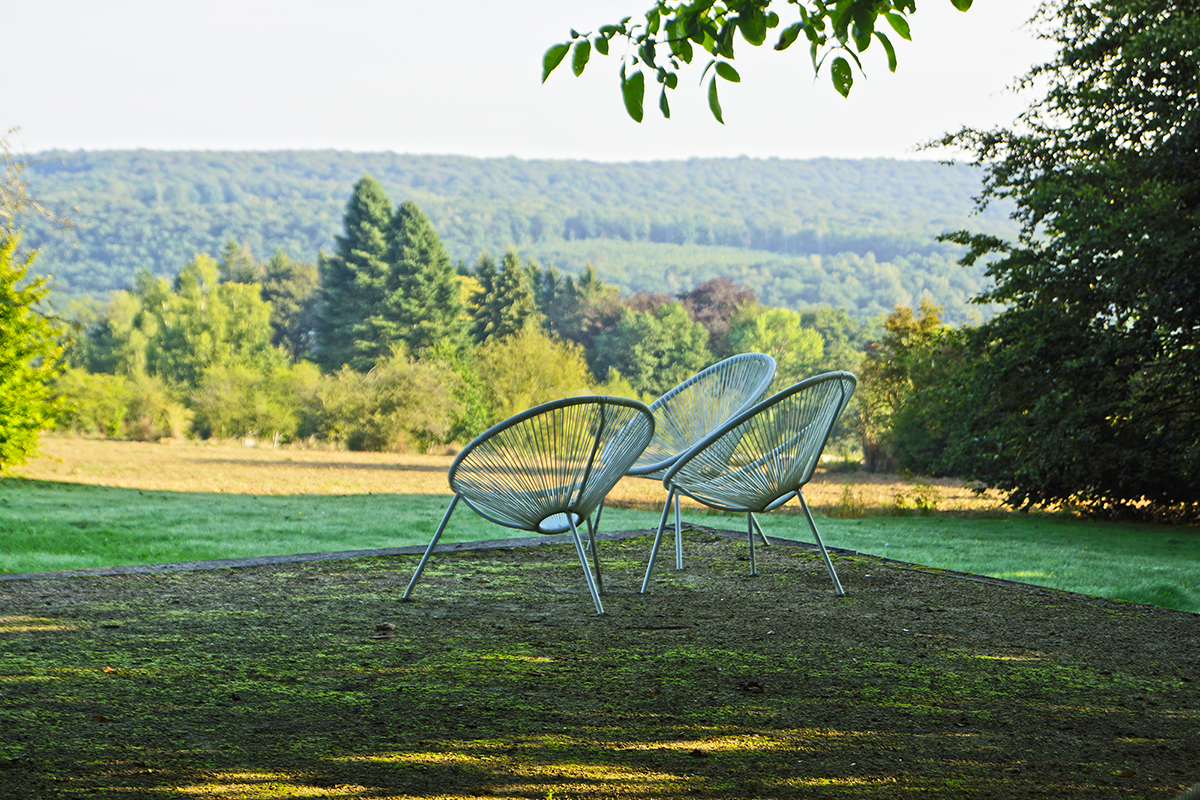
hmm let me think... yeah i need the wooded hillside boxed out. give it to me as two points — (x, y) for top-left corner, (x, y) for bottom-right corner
(18, 151), (1015, 321)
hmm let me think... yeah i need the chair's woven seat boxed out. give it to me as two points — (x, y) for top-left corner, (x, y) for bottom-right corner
(404, 395), (655, 615)
(643, 371), (857, 594)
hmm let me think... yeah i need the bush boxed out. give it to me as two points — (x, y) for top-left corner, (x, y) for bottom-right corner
(54, 368), (188, 441)
(320, 352), (460, 452)
(474, 328), (594, 424)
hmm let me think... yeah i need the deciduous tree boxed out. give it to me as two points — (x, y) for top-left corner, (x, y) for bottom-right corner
(0, 234), (64, 472)
(936, 0), (1200, 518)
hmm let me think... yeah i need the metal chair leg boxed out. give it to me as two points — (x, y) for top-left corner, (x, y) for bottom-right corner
(402, 494), (460, 601)
(750, 512), (771, 546)
(797, 493), (844, 596)
(746, 512), (757, 576)
(568, 517), (605, 615)
(585, 517), (604, 594)
(640, 486), (676, 593)
(674, 491), (684, 570)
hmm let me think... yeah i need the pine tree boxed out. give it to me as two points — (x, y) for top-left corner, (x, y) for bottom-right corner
(379, 200), (466, 356)
(316, 174), (392, 371)
(469, 250), (540, 344)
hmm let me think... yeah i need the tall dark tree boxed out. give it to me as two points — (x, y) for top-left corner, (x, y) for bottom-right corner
(380, 200), (466, 356)
(470, 250), (540, 344)
(937, 0), (1200, 518)
(260, 249), (319, 361)
(316, 174), (392, 371)
(218, 239), (258, 283)
(554, 264), (621, 356)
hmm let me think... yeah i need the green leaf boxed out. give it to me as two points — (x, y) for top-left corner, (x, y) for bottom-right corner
(715, 61), (741, 83)
(641, 40), (657, 69)
(647, 7), (661, 34)
(572, 40), (591, 77)
(775, 22), (803, 51)
(659, 87), (671, 119)
(708, 76), (724, 124)
(622, 69), (646, 123)
(875, 30), (897, 72)
(541, 44), (570, 83)
(665, 72), (678, 89)
(678, 36), (694, 63)
(831, 56), (853, 98)
(594, 35), (609, 56)
(950, 0), (973, 9)
(738, 11), (768, 46)
(884, 12), (912, 41)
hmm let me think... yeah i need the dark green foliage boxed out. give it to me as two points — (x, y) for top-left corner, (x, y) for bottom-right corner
(316, 174), (392, 371)
(18, 152), (1013, 323)
(469, 251), (541, 344)
(551, 264), (622, 359)
(936, 0), (1200, 518)
(218, 239), (258, 283)
(259, 249), (319, 361)
(0, 235), (64, 473)
(593, 302), (713, 397)
(547, 2), (958, 120)
(381, 200), (466, 356)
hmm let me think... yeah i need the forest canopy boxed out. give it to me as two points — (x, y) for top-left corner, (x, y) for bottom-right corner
(14, 152), (1014, 323)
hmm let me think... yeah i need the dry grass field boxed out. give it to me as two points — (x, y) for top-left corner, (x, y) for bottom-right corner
(16, 436), (1007, 518)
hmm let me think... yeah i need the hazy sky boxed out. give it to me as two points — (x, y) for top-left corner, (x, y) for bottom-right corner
(3, 0), (1050, 161)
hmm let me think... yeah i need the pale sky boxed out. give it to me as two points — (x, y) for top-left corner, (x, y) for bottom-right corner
(2, 0), (1050, 161)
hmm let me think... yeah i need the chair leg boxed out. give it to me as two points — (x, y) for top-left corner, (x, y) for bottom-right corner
(640, 486), (676, 593)
(568, 517), (605, 615)
(750, 512), (771, 546)
(585, 517), (604, 594)
(797, 493), (844, 596)
(589, 499), (605, 548)
(402, 494), (460, 601)
(673, 491), (684, 570)
(746, 512), (757, 576)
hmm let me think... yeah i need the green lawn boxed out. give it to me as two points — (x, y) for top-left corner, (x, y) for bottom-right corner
(2, 478), (1198, 613)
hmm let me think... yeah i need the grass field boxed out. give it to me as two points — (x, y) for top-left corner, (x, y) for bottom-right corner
(3, 436), (1199, 613)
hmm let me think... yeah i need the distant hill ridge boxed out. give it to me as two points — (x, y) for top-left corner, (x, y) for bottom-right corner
(19, 150), (1015, 322)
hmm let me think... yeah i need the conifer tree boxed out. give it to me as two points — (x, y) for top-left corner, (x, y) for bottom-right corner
(469, 250), (540, 344)
(379, 200), (466, 356)
(316, 174), (392, 371)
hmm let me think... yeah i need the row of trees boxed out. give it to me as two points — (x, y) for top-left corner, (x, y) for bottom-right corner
(54, 174), (873, 454)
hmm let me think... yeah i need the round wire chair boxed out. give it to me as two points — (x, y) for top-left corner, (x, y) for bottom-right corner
(596, 353), (776, 571)
(642, 371), (857, 595)
(402, 395), (655, 615)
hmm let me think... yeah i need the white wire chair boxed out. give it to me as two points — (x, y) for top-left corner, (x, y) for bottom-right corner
(597, 353), (776, 571)
(641, 371), (857, 595)
(402, 395), (655, 615)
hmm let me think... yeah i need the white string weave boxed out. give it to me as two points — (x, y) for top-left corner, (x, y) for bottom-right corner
(666, 372), (856, 512)
(450, 397), (654, 534)
(631, 352), (777, 480)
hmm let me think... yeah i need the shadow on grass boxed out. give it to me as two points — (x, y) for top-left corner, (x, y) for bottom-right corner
(0, 531), (1197, 799)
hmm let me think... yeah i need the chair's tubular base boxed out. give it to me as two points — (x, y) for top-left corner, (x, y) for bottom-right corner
(641, 486), (677, 593)
(749, 512), (770, 547)
(569, 517), (605, 615)
(797, 492), (844, 596)
(402, 494), (461, 601)
(585, 517), (604, 594)
(746, 512), (757, 576)
(673, 491), (683, 570)
(591, 498), (605, 537)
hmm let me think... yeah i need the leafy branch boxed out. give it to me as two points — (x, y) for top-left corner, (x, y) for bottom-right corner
(544, 0), (973, 123)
